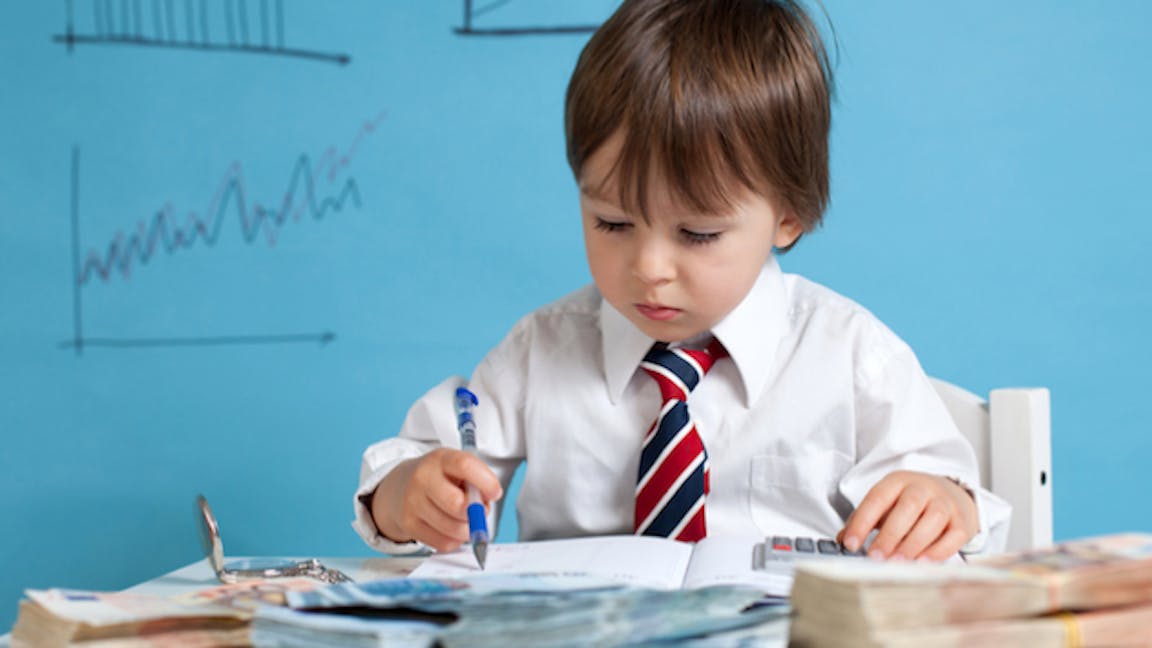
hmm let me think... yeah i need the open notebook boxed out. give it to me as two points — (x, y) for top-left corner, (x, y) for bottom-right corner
(410, 535), (795, 597)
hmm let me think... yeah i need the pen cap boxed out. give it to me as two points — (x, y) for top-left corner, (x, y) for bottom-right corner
(454, 386), (479, 449)
(455, 386), (478, 407)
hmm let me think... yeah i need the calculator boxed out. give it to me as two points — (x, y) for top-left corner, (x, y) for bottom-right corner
(752, 535), (871, 575)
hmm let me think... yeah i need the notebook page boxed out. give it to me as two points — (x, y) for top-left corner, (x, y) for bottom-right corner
(682, 536), (793, 597)
(410, 535), (694, 590)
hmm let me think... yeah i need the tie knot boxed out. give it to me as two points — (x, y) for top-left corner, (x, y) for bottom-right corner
(641, 339), (725, 403)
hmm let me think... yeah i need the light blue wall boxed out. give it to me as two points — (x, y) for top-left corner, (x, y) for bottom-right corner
(1, 0), (1149, 631)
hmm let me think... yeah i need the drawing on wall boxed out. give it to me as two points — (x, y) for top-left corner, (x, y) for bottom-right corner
(60, 114), (384, 354)
(455, 0), (600, 36)
(54, 0), (351, 65)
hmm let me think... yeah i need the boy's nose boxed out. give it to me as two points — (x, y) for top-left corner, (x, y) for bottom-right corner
(631, 240), (676, 285)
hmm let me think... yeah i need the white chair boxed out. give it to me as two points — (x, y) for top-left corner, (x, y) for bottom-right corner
(929, 378), (1053, 552)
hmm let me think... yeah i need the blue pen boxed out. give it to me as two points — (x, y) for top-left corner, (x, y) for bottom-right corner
(453, 386), (490, 569)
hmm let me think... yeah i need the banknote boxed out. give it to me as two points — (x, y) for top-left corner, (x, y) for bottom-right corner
(286, 572), (624, 611)
(287, 573), (788, 647)
(251, 606), (441, 648)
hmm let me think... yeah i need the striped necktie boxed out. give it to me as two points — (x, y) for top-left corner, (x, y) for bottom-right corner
(634, 339), (725, 542)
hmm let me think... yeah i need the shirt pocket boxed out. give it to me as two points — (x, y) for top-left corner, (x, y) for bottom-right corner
(748, 452), (852, 534)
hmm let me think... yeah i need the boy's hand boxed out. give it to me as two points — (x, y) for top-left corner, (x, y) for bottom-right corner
(838, 470), (978, 562)
(370, 448), (503, 553)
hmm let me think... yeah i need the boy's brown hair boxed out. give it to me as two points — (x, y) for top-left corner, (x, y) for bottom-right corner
(565, 0), (833, 248)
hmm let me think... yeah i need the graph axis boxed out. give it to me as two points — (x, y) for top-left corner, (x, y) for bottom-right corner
(455, 0), (599, 37)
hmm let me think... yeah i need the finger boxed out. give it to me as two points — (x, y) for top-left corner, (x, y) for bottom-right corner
(868, 490), (931, 559)
(408, 489), (470, 544)
(921, 526), (971, 562)
(441, 451), (504, 503)
(841, 480), (902, 552)
(890, 504), (949, 560)
(423, 477), (472, 521)
(408, 516), (468, 554)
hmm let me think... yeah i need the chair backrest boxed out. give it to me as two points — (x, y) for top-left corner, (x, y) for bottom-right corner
(929, 378), (1053, 552)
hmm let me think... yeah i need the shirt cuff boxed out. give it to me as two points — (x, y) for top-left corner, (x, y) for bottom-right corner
(953, 477), (1012, 556)
(351, 464), (430, 555)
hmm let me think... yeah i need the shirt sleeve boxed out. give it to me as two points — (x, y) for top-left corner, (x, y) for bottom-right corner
(351, 324), (530, 554)
(836, 318), (1012, 556)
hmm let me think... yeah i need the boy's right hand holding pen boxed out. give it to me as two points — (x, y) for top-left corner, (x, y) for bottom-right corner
(369, 435), (503, 555)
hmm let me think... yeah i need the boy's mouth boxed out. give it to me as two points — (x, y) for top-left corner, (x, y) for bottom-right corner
(635, 303), (682, 321)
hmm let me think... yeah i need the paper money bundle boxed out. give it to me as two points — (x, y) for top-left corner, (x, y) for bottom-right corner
(788, 533), (1152, 647)
(10, 589), (250, 647)
(9, 578), (322, 648)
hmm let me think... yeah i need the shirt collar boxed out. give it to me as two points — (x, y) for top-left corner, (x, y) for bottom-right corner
(601, 296), (656, 405)
(711, 257), (789, 407)
(600, 257), (790, 407)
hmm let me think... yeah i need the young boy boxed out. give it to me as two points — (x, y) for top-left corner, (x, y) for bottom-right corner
(354, 0), (1010, 562)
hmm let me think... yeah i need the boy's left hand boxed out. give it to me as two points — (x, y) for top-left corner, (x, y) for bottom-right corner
(838, 470), (978, 562)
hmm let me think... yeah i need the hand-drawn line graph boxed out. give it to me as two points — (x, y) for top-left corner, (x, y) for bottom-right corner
(455, 0), (600, 36)
(54, 0), (351, 65)
(60, 113), (384, 354)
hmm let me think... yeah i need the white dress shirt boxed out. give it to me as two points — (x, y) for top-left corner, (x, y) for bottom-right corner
(353, 258), (1011, 554)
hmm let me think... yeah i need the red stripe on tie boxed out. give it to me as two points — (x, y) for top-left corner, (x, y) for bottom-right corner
(674, 506), (707, 542)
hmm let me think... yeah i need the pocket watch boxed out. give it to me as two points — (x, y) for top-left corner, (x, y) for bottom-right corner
(196, 494), (352, 584)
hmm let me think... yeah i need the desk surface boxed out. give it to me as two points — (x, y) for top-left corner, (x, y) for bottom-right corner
(123, 555), (426, 597)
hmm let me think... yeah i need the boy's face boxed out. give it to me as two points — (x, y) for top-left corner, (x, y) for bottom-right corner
(580, 134), (802, 343)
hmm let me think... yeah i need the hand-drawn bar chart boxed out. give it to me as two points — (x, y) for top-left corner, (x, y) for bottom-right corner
(455, 0), (601, 36)
(54, 0), (351, 65)
(60, 115), (383, 354)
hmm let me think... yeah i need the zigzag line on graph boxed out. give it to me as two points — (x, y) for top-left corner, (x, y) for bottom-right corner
(77, 114), (385, 286)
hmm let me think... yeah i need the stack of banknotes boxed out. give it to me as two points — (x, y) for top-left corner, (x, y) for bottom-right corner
(262, 573), (789, 647)
(788, 533), (1152, 647)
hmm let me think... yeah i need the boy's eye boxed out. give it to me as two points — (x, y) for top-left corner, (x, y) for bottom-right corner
(681, 229), (722, 245)
(594, 218), (632, 233)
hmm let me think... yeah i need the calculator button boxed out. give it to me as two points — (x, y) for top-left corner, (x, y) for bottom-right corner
(794, 537), (815, 553)
(816, 539), (840, 554)
(840, 544), (866, 557)
(771, 536), (793, 551)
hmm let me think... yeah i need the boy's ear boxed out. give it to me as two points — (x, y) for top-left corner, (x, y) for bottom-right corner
(774, 215), (804, 249)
